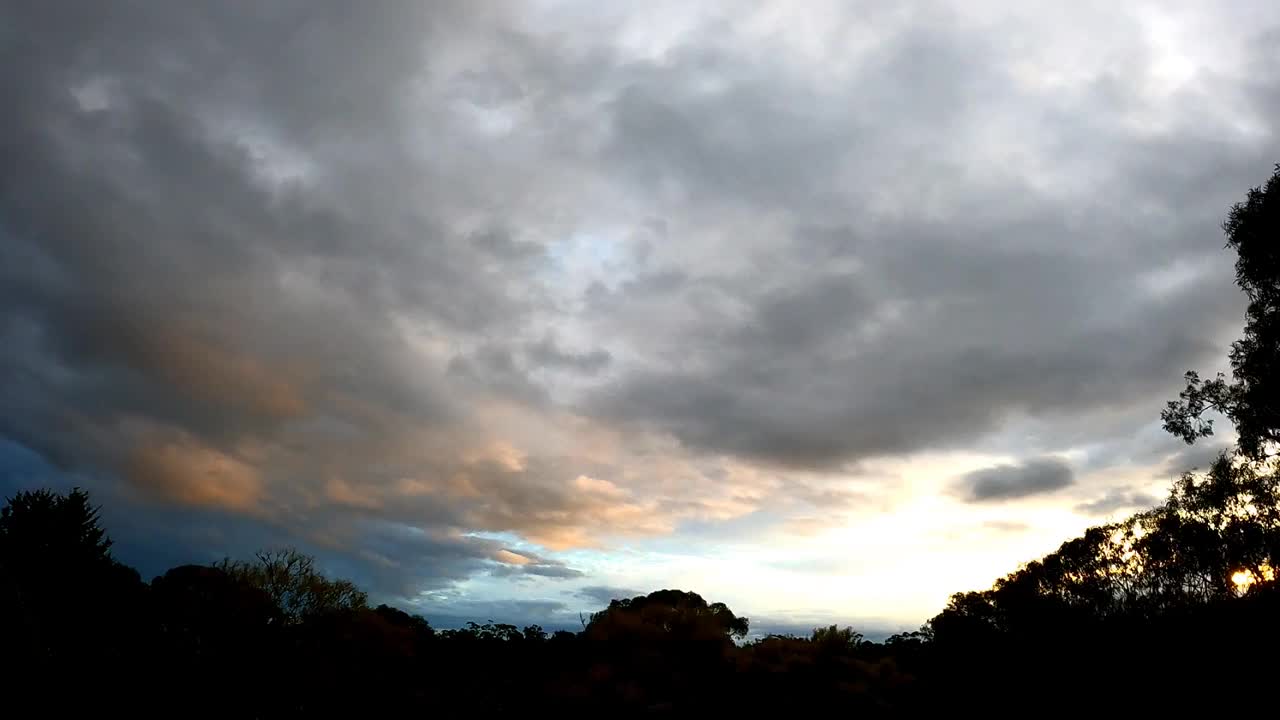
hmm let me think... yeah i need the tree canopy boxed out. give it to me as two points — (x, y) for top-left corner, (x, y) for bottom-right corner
(585, 589), (750, 642)
(216, 548), (368, 625)
(1164, 165), (1280, 461)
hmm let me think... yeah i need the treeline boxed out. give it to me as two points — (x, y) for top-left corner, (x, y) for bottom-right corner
(4, 167), (1279, 715)
(3, 474), (1276, 715)
(924, 164), (1280, 711)
(0, 492), (922, 715)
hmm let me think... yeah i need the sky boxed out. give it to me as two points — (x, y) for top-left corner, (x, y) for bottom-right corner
(2, 1), (1279, 636)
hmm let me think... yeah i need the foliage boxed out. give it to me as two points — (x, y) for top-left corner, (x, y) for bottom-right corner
(927, 164), (1280, 712)
(2, 466), (1278, 714)
(216, 547), (368, 624)
(585, 589), (750, 642)
(0, 487), (113, 570)
(1164, 164), (1280, 461)
(1, 487), (144, 672)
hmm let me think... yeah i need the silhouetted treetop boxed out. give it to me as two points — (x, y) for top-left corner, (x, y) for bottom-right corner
(216, 548), (368, 624)
(1164, 164), (1280, 461)
(0, 487), (113, 569)
(586, 589), (750, 643)
(1, 487), (144, 670)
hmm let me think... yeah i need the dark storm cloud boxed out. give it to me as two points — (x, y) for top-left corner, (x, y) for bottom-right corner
(0, 0), (585, 593)
(955, 458), (1075, 502)
(0, 2), (487, 448)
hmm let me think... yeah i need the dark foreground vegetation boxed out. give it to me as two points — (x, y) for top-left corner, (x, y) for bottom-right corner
(5, 168), (1280, 716)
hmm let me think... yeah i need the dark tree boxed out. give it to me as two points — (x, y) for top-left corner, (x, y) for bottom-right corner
(586, 588), (750, 642)
(147, 565), (286, 712)
(920, 166), (1280, 714)
(0, 488), (145, 680)
(1164, 164), (1280, 461)
(215, 547), (368, 624)
(150, 564), (282, 651)
(0, 487), (113, 569)
(373, 603), (436, 640)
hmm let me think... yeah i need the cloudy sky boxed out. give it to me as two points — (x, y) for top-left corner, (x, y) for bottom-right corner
(2, 1), (1278, 634)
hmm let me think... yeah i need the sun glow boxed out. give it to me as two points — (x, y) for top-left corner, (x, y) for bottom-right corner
(1232, 570), (1254, 591)
(1232, 564), (1276, 594)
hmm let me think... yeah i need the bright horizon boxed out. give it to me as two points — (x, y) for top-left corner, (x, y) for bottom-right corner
(3, 1), (1278, 635)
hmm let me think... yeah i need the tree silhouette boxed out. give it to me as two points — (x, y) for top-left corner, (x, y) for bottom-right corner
(586, 589), (749, 642)
(0, 487), (112, 563)
(151, 564), (282, 651)
(921, 164), (1280, 713)
(1, 487), (146, 713)
(216, 547), (367, 624)
(1164, 164), (1280, 461)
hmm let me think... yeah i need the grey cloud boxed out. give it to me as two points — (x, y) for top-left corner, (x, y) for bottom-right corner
(588, 200), (1247, 468)
(471, 227), (545, 263)
(606, 63), (849, 211)
(447, 345), (550, 406)
(0, 0), (597, 596)
(406, 598), (579, 632)
(576, 9), (1277, 469)
(1160, 443), (1231, 477)
(488, 548), (585, 580)
(0, 5), (489, 451)
(1075, 489), (1161, 517)
(983, 521), (1030, 534)
(518, 563), (586, 579)
(955, 458), (1075, 503)
(298, 524), (507, 598)
(1079, 431), (1231, 480)
(524, 336), (612, 375)
(575, 585), (644, 607)
(98, 493), (504, 598)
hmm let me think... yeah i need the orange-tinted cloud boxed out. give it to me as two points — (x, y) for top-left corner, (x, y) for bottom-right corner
(128, 434), (264, 513)
(142, 329), (308, 420)
(494, 549), (532, 565)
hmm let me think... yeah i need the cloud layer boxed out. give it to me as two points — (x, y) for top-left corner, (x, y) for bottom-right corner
(2, 1), (1278, 623)
(956, 458), (1075, 502)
